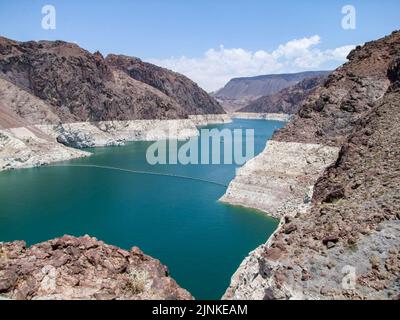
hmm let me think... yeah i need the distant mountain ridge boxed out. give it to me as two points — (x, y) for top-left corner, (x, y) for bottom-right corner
(239, 75), (329, 114)
(213, 70), (331, 112)
(215, 71), (331, 99)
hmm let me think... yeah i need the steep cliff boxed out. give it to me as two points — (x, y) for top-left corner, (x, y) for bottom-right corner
(0, 37), (188, 122)
(274, 31), (400, 146)
(0, 36), (224, 123)
(106, 54), (225, 115)
(222, 31), (400, 300)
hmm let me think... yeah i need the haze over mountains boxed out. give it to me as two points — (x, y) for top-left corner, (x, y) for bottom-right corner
(213, 71), (330, 112)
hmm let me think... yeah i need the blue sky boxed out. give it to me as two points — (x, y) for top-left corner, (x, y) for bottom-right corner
(1, 0), (399, 90)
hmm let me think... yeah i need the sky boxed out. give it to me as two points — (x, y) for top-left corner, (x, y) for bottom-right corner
(0, 0), (399, 91)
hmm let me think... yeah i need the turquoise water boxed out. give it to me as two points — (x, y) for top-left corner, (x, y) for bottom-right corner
(0, 119), (284, 299)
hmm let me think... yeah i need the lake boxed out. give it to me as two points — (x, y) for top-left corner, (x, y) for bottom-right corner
(0, 119), (285, 299)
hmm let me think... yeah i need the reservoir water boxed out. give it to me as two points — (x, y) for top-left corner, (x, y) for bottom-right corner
(0, 119), (285, 299)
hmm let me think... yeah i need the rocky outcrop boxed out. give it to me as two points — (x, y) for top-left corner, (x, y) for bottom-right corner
(214, 71), (330, 112)
(213, 96), (256, 114)
(220, 141), (339, 219)
(106, 54), (225, 115)
(224, 220), (400, 300)
(0, 235), (192, 300)
(0, 127), (90, 171)
(309, 57), (400, 250)
(274, 31), (400, 146)
(0, 37), (185, 122)
(224, 82), (400, 299)
(222, 31), (400, 300)
(37, 114), (232, 149)
(239, 75), (328, 114)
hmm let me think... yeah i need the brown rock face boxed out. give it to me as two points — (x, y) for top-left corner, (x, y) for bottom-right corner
(260, 69), (400, 298)
(239, 75), (328, 114)
(275, 32), (400, 299)
(0, 235), (192, 300)
(224, 31), (400, 300)
(274, 31), (400, 146)
(278, 33), (400, 298)
(106, 54), (225, 115)
(311, 56), (400, 242)
(0, 76), (62, 128)
(0, 36), (223, 124)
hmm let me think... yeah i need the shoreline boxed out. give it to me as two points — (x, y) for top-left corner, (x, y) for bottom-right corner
(0, 114), (231, 172)
(1, 117), (342, 300)
(219, 140), (339, 219)
(232, 112), (291, 122)
(220, 140), (340, 299)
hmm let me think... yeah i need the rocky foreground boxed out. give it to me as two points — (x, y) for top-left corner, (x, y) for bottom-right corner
(222, 31), (400, 300)
(0, 235), (192, 300)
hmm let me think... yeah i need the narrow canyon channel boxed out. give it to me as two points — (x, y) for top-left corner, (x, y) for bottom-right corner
(0, 119), (285, 299)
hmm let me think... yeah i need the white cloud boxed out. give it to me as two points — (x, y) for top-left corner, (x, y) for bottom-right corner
(147, 36), (356, 92)
(272, 35), (321, 59)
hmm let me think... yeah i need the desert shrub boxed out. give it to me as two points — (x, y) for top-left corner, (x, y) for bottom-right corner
(127, 269), (148, 295)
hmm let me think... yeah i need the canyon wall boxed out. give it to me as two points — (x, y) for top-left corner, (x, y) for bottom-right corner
(222, 31), (400, 300)
(0, 37), (224, 122)
(0, 36), (229, 171)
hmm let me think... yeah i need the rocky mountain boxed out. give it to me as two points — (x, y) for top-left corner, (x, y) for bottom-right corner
(239, 75), (328, 114)
(213, 71), (330, 112)
(0, 74), (91, 171)
(222, 31), (400, 300)
(0, 36), (229, 171)
(0, 76), (61, 128)
(274, 32), (400, 146)
(0, 235), (192, 300)
(311, 55), (400, 244)
(0, 36), (224, 124)
(106, 54), (224, 115)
